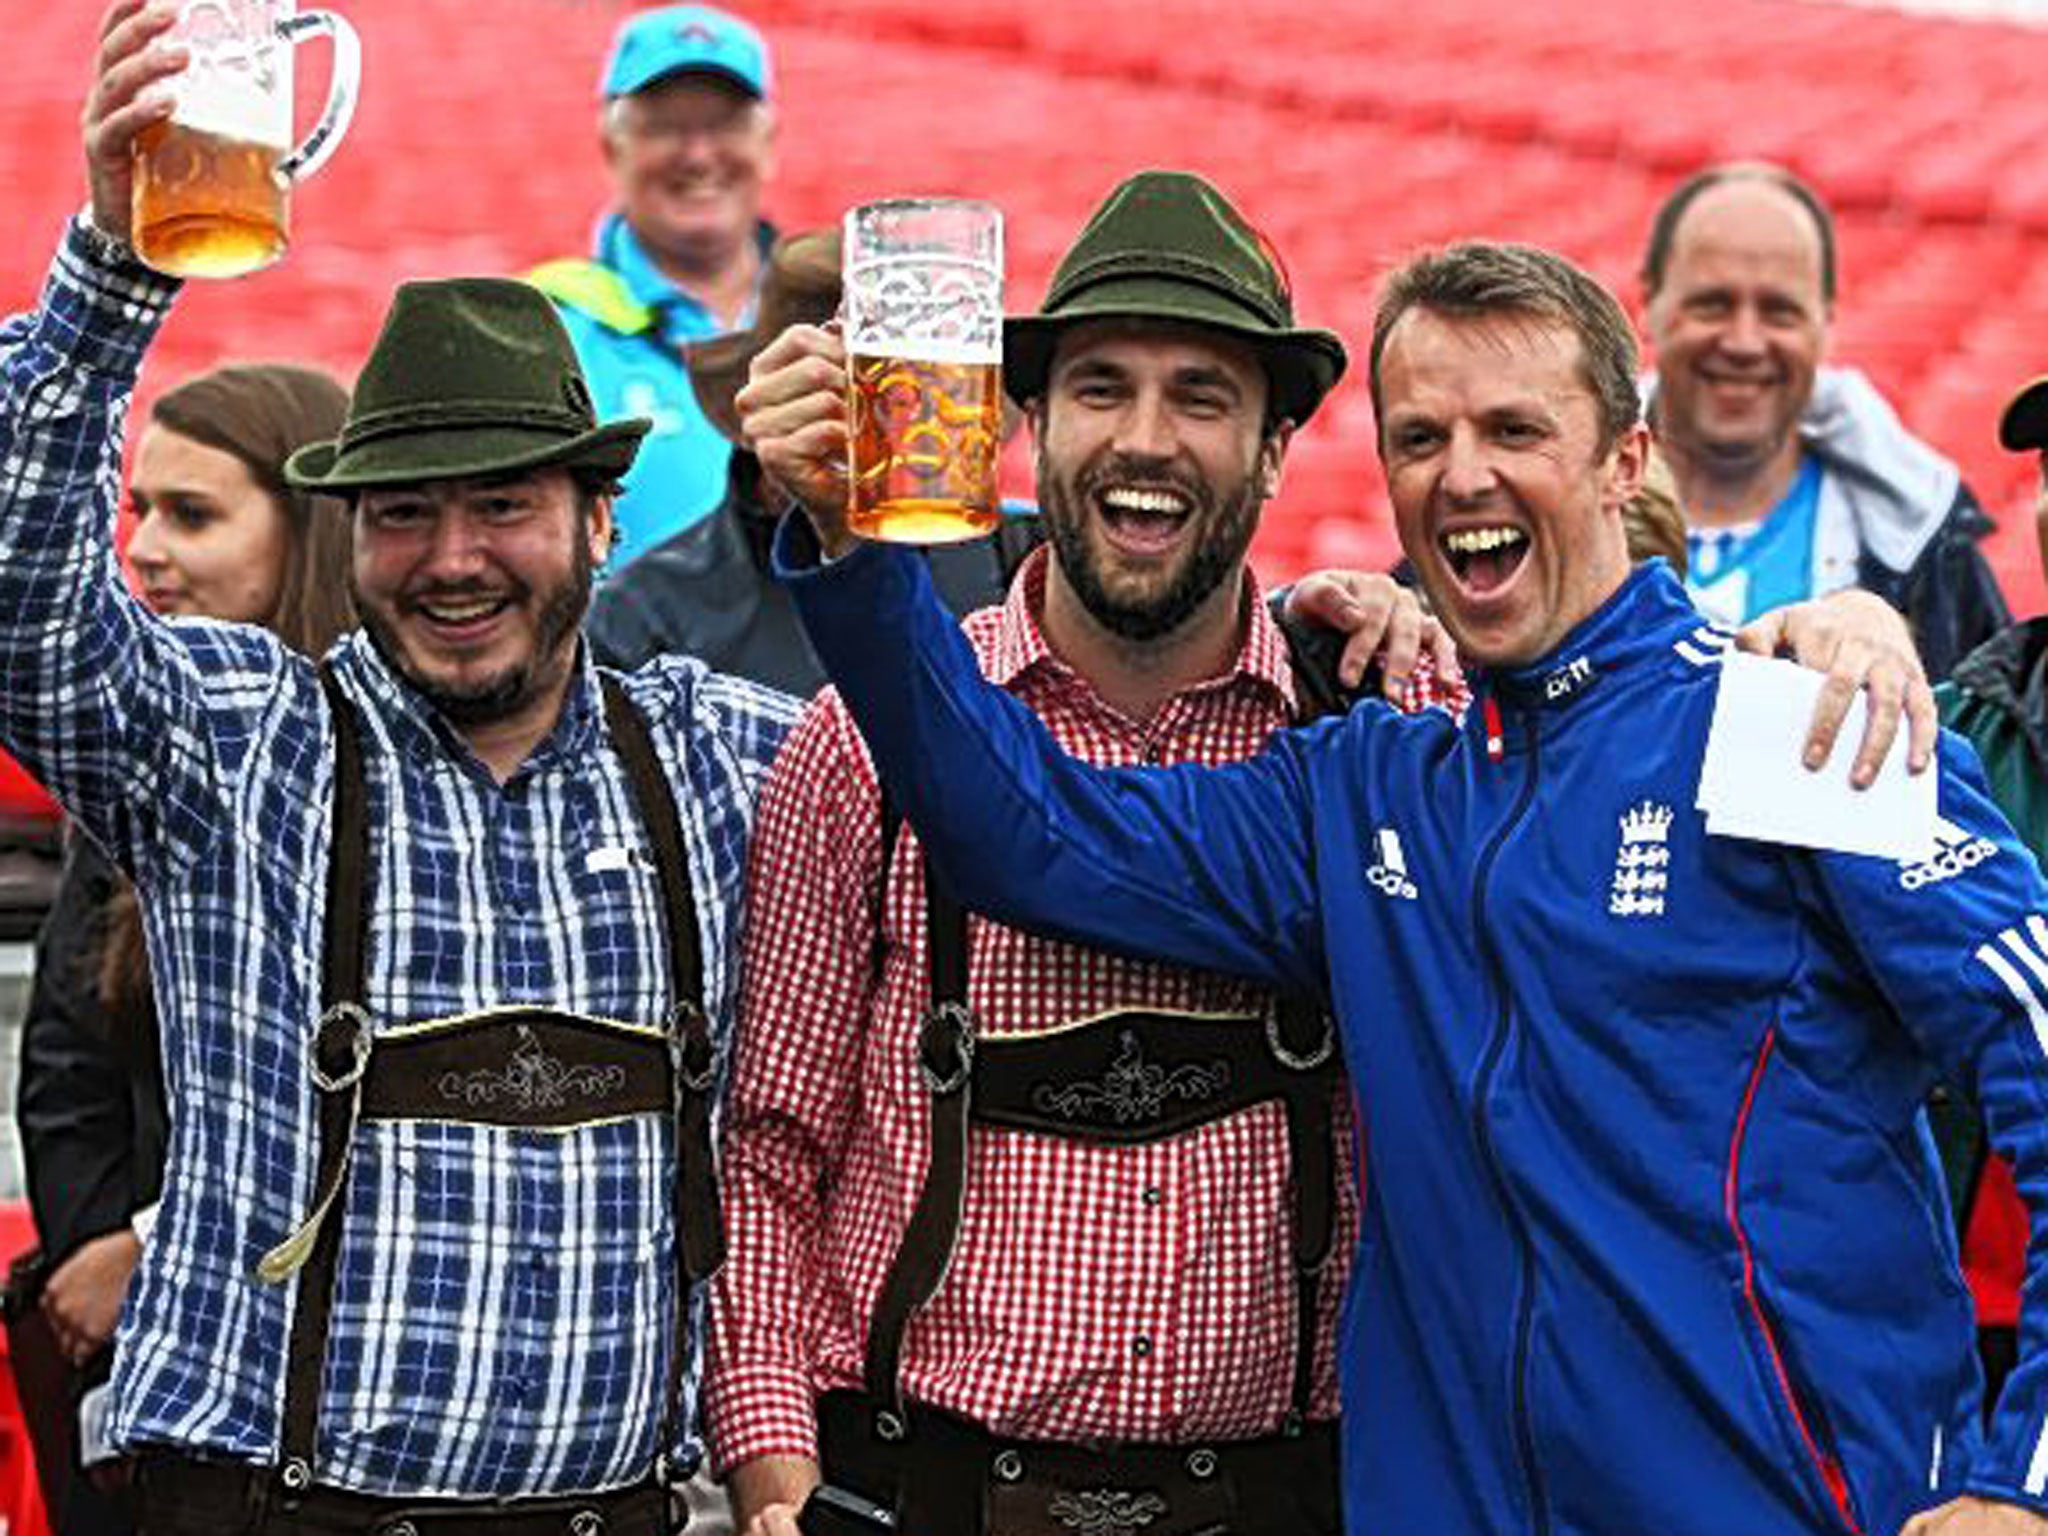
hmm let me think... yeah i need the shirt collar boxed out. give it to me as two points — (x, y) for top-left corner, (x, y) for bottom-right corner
(334, 629), (605, 781)
(594, 212), (775, 331)
(986, 545), (1297, 716)
(1478, 559), (1701, 722)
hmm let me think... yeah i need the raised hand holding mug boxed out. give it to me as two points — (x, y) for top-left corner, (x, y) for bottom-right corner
(132, 0), (359, 278)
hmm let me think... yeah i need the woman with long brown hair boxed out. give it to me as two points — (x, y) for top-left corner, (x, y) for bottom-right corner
(15, 363), (353, 1536)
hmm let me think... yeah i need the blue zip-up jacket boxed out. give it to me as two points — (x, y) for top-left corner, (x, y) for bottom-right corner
(780, 525), (2048, 1536)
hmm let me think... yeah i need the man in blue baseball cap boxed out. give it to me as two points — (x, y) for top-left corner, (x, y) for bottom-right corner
(529, 5), (780, 573)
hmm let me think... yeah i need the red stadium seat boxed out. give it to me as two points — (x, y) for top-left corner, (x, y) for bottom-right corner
(0, 1204), (50, 1536)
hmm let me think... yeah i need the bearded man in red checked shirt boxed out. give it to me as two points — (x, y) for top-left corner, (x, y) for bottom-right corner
(706, 173), (1436, 1536)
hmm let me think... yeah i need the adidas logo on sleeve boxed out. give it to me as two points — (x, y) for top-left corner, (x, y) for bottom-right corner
(1367, 827), (1419, 901)
(1898, 817), (1998, 891)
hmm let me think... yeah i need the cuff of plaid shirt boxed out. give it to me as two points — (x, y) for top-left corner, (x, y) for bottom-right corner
(42, 215), (180, 381)
(703, 1360), (822, 1476)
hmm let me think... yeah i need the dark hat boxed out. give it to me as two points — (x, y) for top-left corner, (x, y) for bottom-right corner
(686, 229), (841, 445)
(1003, 170), (1347, 426)
(2001, 376), (2048, 452)
(285, 278), (650, 492)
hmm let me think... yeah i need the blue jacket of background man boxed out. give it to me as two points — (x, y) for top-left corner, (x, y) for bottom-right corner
(780, 527), (2048, 1536)
(527, 212), (774, 572)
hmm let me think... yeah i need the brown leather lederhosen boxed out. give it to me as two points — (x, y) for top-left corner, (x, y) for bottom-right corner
(818, 822), (1345, 1536)
(140, 667), (722, 1536)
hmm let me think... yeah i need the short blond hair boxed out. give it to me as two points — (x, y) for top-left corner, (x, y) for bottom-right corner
(1622, 444), (1686, 577)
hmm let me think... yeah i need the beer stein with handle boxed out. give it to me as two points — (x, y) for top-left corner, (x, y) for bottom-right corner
(842, 198), (1005, 544)
(131, 0), (361, 279)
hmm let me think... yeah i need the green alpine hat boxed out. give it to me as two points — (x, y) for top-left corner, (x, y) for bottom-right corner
(285, 277), (650, 492)
(1004, 170), (1347, 427)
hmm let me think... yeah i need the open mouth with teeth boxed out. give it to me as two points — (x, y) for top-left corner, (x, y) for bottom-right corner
(412, 593), (513, 639)
(1095, 484), (1195, 556)
(1441, 526), (1530, 596)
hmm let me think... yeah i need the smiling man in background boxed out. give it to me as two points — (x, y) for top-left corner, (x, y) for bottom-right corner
(530, 3), (780, 570)
(1642, 162), (2007, 676)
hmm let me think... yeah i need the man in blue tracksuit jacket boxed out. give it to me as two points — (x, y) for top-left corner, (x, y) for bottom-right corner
(760, 235), (2048, 1535)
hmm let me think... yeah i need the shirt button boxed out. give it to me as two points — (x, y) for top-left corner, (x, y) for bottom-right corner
(1132, 1334), (1152, 1358)
(1141, 1186), (1163, 1208)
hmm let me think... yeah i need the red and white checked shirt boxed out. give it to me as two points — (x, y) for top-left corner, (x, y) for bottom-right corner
(707, 551), (1401, 1472)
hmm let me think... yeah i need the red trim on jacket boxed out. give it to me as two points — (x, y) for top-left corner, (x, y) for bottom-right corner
(1724, 1027), (1863, 1535)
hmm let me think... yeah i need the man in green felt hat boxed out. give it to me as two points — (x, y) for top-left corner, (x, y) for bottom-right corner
(707, 168), (1451, 1536)
(281, 274), (660, 761)
(0, 8), (805, 1528)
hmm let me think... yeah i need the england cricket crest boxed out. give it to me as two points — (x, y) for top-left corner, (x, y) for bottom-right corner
(1608, 800), (1673, 919)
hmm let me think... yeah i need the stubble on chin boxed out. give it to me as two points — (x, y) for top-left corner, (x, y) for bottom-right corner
(1037, 452), (1262, 645)
(349, 543), (592, 728)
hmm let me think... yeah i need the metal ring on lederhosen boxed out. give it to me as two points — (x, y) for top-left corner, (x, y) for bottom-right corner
(856, 833), (1343, 1451)
(253, 664), (723, 1511)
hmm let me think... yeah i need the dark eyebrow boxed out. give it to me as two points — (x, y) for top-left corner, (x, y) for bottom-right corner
(359, 487), (429, 512)
(1380, 406), (1437, 432)
(1171, 364), (1244, 394)
(469, 471), (538, 493)
(1057, 357), (1131, 388)
(136, 484), (217, 508)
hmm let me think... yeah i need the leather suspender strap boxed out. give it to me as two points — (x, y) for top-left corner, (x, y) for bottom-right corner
(861, 844), (974, 1437)
(277, 670), (715, 1495)
(868, 802), (1337, 1442)
(275, 664), (373, 1496)
(1278, 649), (1344, 1431)
(600, 675), (720, 1483)
(1274, 1000), (1338, 1433)
(317, 668), (370, 1028)
(600, 676), (721, 1284)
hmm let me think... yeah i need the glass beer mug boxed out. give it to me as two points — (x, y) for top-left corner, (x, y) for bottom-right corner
(131, 0), (361, 279)
(842, 199), (1005, 544)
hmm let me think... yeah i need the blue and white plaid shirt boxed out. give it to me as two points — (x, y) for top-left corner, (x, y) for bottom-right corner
(0, 222), (800, 1497)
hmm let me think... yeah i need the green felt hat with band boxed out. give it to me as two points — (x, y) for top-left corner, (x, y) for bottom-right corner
(1003, 170), (1348, 427)
(285, 277), (650, 492)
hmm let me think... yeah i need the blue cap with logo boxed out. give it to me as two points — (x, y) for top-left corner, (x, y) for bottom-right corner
(601, 5), (773, 100)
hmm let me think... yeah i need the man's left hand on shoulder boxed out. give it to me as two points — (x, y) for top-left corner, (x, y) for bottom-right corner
(1734, 588), (1939, 789)
(1901, 1495), (2048, 1534)
(1283, 570), (1460, 700)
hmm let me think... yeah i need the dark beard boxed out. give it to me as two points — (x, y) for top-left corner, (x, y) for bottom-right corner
(1039, 448), (1263, 642)
(355, 536), (593, 727)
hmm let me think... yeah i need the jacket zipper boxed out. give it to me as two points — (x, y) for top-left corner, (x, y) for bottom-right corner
(1470, 700), (1549, 1536)
(1725, 1027), (1865, 1534)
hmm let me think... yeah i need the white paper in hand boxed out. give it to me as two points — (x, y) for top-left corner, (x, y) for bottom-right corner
(1697, 651), (1937, 861)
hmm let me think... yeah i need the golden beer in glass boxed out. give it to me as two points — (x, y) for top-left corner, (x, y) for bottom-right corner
(847, 355), (1003, 543)
(842, 199), (1004, 544)
(133, 121), (289, 279)
(130, 2), (360, 280)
